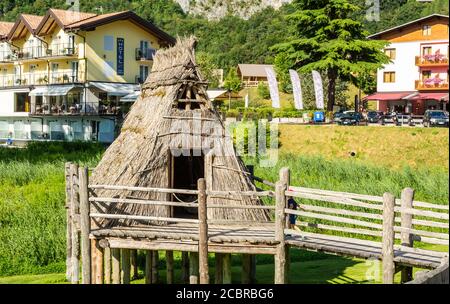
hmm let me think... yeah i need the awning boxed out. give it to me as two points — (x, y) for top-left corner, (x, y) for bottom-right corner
(29, 85), (76, 96)
(405, 92), (449, 101)
(364, 92), (414, 101)
(120, 91), (141, 103)
(207, 90), (227, 100)
(90, 82), (139, 96)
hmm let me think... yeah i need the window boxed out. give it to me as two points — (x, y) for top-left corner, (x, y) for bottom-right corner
(383, 72), (396, 83)
(0, 121), (9, 138)
(14, 93), (29, 112)
(423, 46), (432, 56)
(139, 65), (149, 83)
(104, 35), (114, 51)
(384, 48), (396, 60)
(423, 25), (432, 36)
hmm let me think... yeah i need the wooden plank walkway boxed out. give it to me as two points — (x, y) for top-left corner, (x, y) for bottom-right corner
(90, 223), (447, 269)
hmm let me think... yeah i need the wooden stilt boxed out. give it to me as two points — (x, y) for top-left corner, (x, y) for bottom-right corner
(78, 167), (91, 284)
(197, 178), (209, 284)
(131, 249), (138, 280)
(400, 188), (414, 283)
(250, 255), (257, 284)
(121, 249), (130, 284)
(145, 250), (153, 284)
(94, 240), (104, 284)
(215, 253), (223, 284)
(382, 192), (396, 284)
(242, 254), (252, 284)
(91, 239), (97, 283)
(152, 250), (159, 283)
(189, 252), (199, 284)
(181, 251), (189, 284)
(70, 163), (80, 284)
(111, 248), (120, 284)
(274, 181), (287, 284)
(222, 253), (232, 284)
(104, 247), (111, 284)
(65, 162), (72, 282)
(166, 251), (174, 284)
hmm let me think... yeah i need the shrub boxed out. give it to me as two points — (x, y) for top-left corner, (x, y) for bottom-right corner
(257, 83), (270, 99)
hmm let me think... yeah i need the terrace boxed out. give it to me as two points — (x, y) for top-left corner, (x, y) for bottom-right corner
(0, 43), (78, 63)
(415, 77), (449, 91)
(415, 54), (449, 67)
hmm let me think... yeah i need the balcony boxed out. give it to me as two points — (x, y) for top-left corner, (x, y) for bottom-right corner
(0, 51), (14, 63)
(415, 79), (449, 91)
(31, 102), (122, 116)
(0, 71), (85, 88)
(415, 55), (449, 67)
(135, 48), (155, 61)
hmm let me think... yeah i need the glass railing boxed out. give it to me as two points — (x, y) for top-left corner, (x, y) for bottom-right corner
(0, 71), (85, 87)
(31, 102), (122, 116)
(135, 48), (155, 61)
(0, 51), (14, 62)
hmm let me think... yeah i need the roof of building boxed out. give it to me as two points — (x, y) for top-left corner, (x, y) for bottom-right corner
(237, 64), (274, 77)
(368, 14), (449, 39)
(0, 21), (14, 37)
(6, 14), (44, 40)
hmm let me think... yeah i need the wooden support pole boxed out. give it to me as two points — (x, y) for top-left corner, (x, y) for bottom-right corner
(274, 181), (287, 284)
(111, 248), (120, 284)
(93, 240), (104, 284)
(145, 250), (153, 284)
(215, 253), (223, 284)
(90, 239), (96, 283)
(181, 251), (189, 284)
(166, 251), (174, 284)
(78, 166), (91, 284)
(280, 167), (291, 282)
(130, 249), (138, 280)
(189, 252), (199, 284)
(400, 188), (415, 283)
(242, 254), (252, 284)
(152, 250), (159, 283)
(70, 163), (80, 284)
(104, 247), (111, 284)
(198, 178), (209, 284)
(65, 162), (72, 282)
(222, 253), (232, 284)
(250, 255), (257, 284)
(382, 192), (396, 284)
(121, 249), (130, 284)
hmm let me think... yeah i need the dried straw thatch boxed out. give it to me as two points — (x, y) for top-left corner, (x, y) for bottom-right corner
(90, 37), (270, 226)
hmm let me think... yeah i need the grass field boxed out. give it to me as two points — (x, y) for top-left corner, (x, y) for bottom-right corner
(0, 125), (448, 283)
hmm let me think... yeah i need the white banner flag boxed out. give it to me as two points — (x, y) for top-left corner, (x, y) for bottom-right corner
(245, 94), (249, 108)
(312, 70), (324, 109)
(265, 67), (280, 109)
(289, 69), (303, 110)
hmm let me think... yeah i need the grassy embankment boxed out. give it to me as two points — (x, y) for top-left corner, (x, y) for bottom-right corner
(0, 125), (448, 283)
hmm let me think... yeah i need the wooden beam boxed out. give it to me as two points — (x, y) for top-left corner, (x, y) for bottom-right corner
(189, 252), (199, 284)
(274, 181), (287, 284)
(111, 248), (120, 284)
(198, 178), (209, 284)
(121, 249), (130, 284)
(222, 253), (232, 284)
(215, 253), (223, 284)
(145, 250), (152, 284)
(78, 166), (91, 284)
(400, 188), (414, 283)
(70, 163), (80, 284)
(65, 162), (72, 282)
(382, 193), (396, 284)
(242, 254), (252, 284)
(166, 251), (174, 284)
(130, 250), (138, 280)
(94, 240), (104, 284)
(181, 252), (189, 284)
(104, 247), (111, 284)
(152, 250), (159, 283)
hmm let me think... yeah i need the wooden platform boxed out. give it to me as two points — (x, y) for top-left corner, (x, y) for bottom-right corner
(90, 223), (447, 269)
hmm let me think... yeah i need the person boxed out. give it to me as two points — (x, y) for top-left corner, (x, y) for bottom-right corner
(287, 197), (298, 230)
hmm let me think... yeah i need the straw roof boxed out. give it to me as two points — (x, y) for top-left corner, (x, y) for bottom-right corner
(90, 37), (269, 227)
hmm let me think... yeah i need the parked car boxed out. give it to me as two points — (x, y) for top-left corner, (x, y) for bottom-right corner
(423, 110), (449, 127)
(333, 112), (344, 123)
(367, 111), (383, 123)
(338, 112), (364, 126)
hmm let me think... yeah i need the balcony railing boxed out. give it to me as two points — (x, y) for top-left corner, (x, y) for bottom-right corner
(31, 102), (122, 116)
(0, 51), (14, 62)
(3, 43), (77, 62)
(415, 55), (449, 66)
(415, 79), (449, 91)
(0, 71), (85, 87)
(135, 48), (155, 61)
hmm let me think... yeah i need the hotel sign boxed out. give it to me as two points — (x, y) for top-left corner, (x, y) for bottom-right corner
(117, 38), (125, 76)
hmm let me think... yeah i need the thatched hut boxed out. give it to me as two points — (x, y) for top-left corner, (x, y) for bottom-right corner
(90, 37), (270, 227)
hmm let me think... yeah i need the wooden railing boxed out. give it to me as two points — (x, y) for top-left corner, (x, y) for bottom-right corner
(66, 162), (449, 285)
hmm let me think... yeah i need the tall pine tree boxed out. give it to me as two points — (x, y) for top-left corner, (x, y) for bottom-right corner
(273, 0), (390, 111)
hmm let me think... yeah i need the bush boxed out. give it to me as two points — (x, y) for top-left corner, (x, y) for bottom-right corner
(226, 109), (239, 118)
(257, 83), (270, 99)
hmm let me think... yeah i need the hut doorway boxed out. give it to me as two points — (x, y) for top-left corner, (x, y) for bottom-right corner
(170, 152), (204, 219)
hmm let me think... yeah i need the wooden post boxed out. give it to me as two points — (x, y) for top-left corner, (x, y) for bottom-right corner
(121, 249), (131, 284)
(104, 247), (111, 284)
(382, 192), (396, 284)
(279, 167), (291, 282)
(215, 253), (223, 284)
(400, 188), (415, 283)
(111, 248), (120, 284)
(93, 240), (104, 284)
(189, 252), (199, 284)
(274, 181), (286, 284)
(242, 254), (252, 284)
(250, 255), (257, 284)
(181, 251), (189, 284)
(166, 251), (174, 284)
(130, 250), (138, 280)
(91, 239), (96, 283)
(152, 250), (159, 283)
(78, 166), (91, 284)
(70, 163), (80, 284)
(65, 162), (72, 282)
(145, 250), (153, 284)
(198, 178), (209, 284)
(222, 253), (232, 284)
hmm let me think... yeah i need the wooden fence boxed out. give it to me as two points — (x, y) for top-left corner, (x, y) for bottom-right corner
(66, 162), (449, 284)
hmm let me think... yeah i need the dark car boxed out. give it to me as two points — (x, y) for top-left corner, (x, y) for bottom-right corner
(333, 112), (344, 123)
(423, 110), (449, 127)
(338, 112), (363, 126)
(367, 111), (383, 123)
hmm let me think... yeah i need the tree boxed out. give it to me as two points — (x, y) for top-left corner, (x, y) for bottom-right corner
(257, 82), (270, 99)
(272, 0), (390, 111)
(196, 51), (221, 88)
(223, 68), (242, 93)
